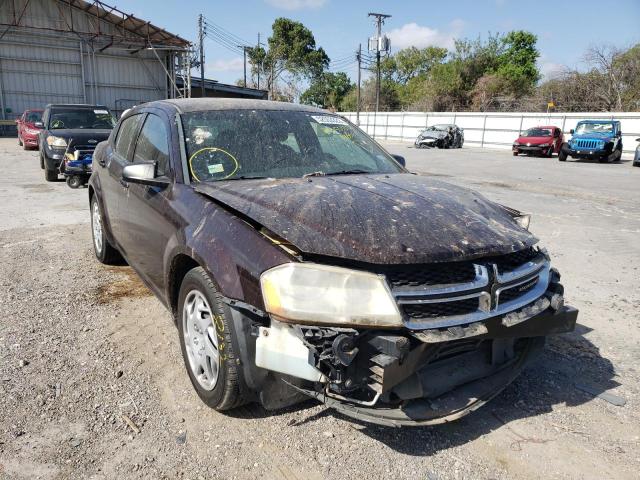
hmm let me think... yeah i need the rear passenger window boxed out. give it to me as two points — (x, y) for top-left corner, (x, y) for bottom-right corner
(133, 114), (170, 176)
(115, 114), (143, 160)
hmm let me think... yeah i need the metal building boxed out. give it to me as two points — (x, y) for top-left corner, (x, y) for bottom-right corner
(0, 0), (192, 122)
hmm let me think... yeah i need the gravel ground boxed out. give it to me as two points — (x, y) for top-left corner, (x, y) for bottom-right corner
(1, 137), (639, 479)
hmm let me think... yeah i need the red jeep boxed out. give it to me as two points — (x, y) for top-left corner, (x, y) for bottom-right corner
(513, 126), (563, 157)
(16, 109), (44, 150)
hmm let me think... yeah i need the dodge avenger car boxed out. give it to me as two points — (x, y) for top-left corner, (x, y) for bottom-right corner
(88, 99), (577, 427)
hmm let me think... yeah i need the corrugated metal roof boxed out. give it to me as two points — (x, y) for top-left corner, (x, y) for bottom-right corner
(54, 0), (189, 48)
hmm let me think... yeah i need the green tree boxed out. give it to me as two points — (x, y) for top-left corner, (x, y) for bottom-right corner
(380, 46), (448, 84)
(247, 18), (329, 99)
(495, 31), (540, 97)
(301, 72), (353, 109)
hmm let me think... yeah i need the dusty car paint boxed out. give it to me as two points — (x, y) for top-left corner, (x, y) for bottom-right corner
(195, 174), (536, 265)
(89, 98), (578, 426)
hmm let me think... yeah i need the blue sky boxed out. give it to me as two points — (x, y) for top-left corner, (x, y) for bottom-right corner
(126, 0), (640, 85)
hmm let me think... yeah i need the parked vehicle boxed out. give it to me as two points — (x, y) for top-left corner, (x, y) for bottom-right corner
(512, 126), (563, 157)
(39, 104), (115, 181)
(415, 124), (463, 149)
(89, 99), (577, 427)
(559, 120), (623, 163)
(16, 109), (43, 150)
(60, 143), (94, 188)
(634, 138), (640, 167)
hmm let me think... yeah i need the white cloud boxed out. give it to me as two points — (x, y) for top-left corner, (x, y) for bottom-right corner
(265, 0), (327, 10)
(386, 20), (464, 51)
(206, 57), (245, 75)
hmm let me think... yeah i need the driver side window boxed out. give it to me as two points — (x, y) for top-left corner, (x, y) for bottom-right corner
(133, 114), (170, 176)
(114, 114), (143, 160)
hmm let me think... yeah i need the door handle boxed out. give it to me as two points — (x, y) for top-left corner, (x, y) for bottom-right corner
(119, 178), (129, 188)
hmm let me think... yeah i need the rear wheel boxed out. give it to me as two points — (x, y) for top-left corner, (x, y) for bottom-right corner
(178, 267), (248, 411)
(91, 197), (122, 264)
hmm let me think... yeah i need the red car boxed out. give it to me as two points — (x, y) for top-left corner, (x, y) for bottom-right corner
(512, 126), (563, 157)
(16, 109), (44, 150)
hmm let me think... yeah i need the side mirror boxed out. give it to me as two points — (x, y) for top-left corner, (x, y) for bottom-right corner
(569, 129), (574, 135)
(554, 131), (560, 137)
(122, 162), (170, 187)
(391, 154), (406, 167)
(35, 121), (44, 128)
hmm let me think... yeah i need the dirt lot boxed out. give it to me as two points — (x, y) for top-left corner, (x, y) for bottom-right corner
(1, 137), (639, 480)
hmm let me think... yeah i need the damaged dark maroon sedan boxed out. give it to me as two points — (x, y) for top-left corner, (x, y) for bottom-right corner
(88, 99), (577, 427)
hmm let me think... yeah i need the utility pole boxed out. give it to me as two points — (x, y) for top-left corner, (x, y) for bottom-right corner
(356, 43), (362, 126)
(368, 12), (391, 136)
(257, 33), (263, 90)
(238, 46), (249, 87)
(198, 14), (205, 98)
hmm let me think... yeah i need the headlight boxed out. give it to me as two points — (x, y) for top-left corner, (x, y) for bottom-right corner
(513, 142), (520, 146)
(46, 136), (67, 148)
(514, 214), (531, 230)
(25, 128), (40, 135)
(260, 263), (402, 327)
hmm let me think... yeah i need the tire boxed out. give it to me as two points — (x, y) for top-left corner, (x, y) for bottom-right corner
(66, 176), (84, 189)
(546, 146), (554, 157)
(44, 166), (58, 181)
(512, 151), (518, 157)
(39, 154), (44, 170)
(90, 196), (122, 264)
(558, 148), (568, 162)
(607, 148), (622, 163)
(177, 267), (247, 411)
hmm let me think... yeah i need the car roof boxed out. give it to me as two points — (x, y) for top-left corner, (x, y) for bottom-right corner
(577, 120), (617, 123)
(152, 98), (327, 114)
(24, 109), (44, 113)
(46, 104), (109, 109)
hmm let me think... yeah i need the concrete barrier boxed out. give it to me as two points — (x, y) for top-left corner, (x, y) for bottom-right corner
(341, 111), (640, 155)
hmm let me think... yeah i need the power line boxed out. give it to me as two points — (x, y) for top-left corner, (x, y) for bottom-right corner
(202, 17), (251, 47)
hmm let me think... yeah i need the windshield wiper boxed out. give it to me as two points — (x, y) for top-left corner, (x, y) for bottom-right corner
(302, 171), (326, 178)
(222, 175), (272, 181)
(325, 169), (373, 176)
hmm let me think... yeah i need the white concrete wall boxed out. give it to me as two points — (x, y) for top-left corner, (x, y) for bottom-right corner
(341, 111), (640, 154)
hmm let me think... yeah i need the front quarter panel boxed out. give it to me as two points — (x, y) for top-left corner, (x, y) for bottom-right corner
(164, 185), (295, 310)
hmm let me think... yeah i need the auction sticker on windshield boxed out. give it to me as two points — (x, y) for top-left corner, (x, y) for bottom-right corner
(311, 115), (348, 126)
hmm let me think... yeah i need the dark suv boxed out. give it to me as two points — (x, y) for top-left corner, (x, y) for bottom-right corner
(88, 99), (577, 427)
(39, 104), (115, 181)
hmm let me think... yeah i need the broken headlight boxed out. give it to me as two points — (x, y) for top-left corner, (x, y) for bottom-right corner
(515, 214), (531, 230)
(260, 263), (402, 328)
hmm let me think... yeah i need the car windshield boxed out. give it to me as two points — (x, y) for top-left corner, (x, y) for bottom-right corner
(524, 128), (552, 137)
(25, 111), (42, 123)
(180, 110), (403, 182)
(49, 108), (115, 130)
(575, 122), (613, 134)
(425, 125), (448, 131)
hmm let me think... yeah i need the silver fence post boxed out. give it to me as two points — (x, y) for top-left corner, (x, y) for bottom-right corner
(481, 114), (487, 148)
(518, 115), (523, 135)
(400, 112), (405, 141)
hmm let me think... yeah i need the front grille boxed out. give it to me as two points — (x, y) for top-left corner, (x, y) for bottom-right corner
(403, 298), (479, 319)
(498, 277), (538, 305)
(574, 139), (600, 150)
(384, 262), (476, 289)
(491, 247), (539, 273)
(386, 247), (549, 327)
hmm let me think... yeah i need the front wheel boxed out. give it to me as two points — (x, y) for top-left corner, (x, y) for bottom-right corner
(558, 148), (568, 162)
(45, 166), (58, 181)
(178, 267), (248, 411)
(91, 197), (122, 264)
(66, 176), (84, 189)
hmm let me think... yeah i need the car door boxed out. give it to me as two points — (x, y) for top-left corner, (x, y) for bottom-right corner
(119, 110), (177, 292)
(100, 113), (144, 249)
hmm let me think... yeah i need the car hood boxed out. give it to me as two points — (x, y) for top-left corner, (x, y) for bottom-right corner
(571, 132), (613, 141)
(516, 136), (552, 145)
(47, 129), (112, 143)
(195, 174), (537, 265)
(419, 131), (447, 139)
